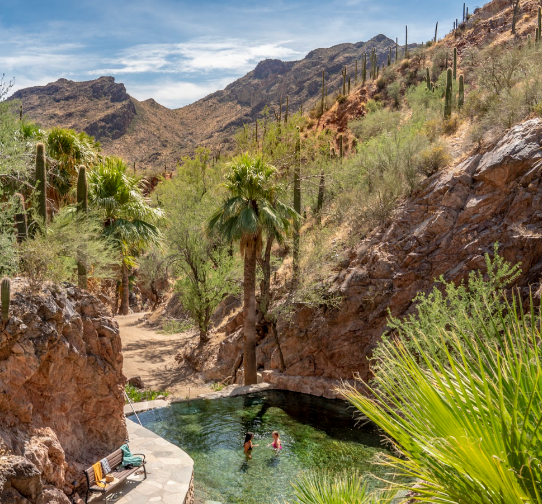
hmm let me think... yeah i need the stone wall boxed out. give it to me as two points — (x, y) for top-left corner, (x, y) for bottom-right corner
(0, 282), (127, 503)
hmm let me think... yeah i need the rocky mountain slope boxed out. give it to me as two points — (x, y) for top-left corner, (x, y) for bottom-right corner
(11, 35), (399, 170)
(0, 283), (126, 503)
(188, 118), (542, 398)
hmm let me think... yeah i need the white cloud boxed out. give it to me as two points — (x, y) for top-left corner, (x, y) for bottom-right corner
(127, 77), (233, 108)
(90, 38), (300, 75)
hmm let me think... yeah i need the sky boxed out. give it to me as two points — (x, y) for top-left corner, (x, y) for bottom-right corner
(1, 0), (462, 109)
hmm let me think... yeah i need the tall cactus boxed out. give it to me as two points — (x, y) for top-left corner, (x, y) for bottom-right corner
(388, 47), (391, 66)
(317, 169), (325, 224)
(36, 142), (47, 227)
(342, 67), (347, 95)
(463, 2), (466, 22)
(285, 96), (289, 124)
(395, 37), (398, 62)
(77, 166), (88, 289)
(435, 21), (438, 43)
(453, 47), (457, 80)
(347, 76), (351, 95)
(444, 68), (453, 118)
(537, 27), (541, 45)
(426, 67), (431, 90)
(1, 277), (10, 324)
(339, 135), (343, 159)
(404, 26), (408, 58)
(458, 74), (465, 109)
(77, 166), (88, 213)
(539, 7), (541, 40)
(14, 193), (28, 243)
(362, 54), (367, 84)
(321, 70), (325, 116)
(355, 60), (358, 85)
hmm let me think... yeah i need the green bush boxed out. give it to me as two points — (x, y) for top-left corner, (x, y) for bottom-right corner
(415, 142), (451, 176)
(341, 249), (541, 503)
(125, 384), (170, 403)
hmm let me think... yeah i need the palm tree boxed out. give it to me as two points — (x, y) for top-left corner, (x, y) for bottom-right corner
(208, 153), (297, 385)
(88, 157), (163, 314)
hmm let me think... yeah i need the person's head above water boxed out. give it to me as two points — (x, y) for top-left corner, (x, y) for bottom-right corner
(244, 432), (254, 443)
(272, 431), (280, 439)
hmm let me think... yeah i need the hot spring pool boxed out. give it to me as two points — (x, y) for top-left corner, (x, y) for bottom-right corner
(137, 390), (391, 504)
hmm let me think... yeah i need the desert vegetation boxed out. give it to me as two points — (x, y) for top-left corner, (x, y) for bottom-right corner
(3, 1), (542, 502)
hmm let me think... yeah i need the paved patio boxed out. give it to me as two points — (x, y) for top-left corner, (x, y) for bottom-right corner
(89, 418), (194, 504)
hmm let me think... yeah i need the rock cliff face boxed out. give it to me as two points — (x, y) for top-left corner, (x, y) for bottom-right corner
(0, 283), (126, 503)
(204, 119), (542, 396)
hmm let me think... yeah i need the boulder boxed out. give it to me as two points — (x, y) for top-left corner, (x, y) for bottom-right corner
(0, 285), (126, 503)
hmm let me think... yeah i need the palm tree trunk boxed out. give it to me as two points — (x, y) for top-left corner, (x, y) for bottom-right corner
(120, 262), (130, 315)
(243, 245), (258, 385)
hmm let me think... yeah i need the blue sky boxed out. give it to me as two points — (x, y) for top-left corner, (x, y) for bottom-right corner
(2, 0), (461, 108)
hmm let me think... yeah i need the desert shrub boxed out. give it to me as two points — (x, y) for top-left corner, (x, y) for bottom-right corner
(336, 94), (347, 104)
(349, 108), (400, 141)
(386, 81), (401, 107)
(400, 58), (410, 70)
(286, 470), (398, 504)
(341, 250), (541, 504)
(125, 384), (170, 403)
(19, 209), (117, 291)
(415, 142), (451, 176)
(161, 319), (193, 334)
(376, 76), (386, 91)
(442, 114), (460, 134)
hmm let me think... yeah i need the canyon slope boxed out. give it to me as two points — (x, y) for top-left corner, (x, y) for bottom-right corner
(183, 118), (542, 398)
(10, 35), (397, 170)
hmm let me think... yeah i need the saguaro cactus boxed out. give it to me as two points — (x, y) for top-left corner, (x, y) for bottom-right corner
(339, 135), (343, 159)
(36, 143), (47, 227)
(435, 22), (439, 43)
(341, 67), (347, 95)
(14, 193), (28, 243)
(347, 76), (351, 94)
(317, 169), (325, 222)
(538, 7), (541, 40)
(404, 26), (408, 58)
(388, 47), (391, 66)
(77, 166), (88, 213)
(458, 74), (465, 109)
(463, 3), (466, 22)
(321, 70), (325, 116)
(355, 60), (358, 84)
(426, 67), (431, 90)
(77, 166), (88, 289)
(444, 68), (453, 118)
(395, 37), (398, 61)
(1, 277), (10, 324)
(453, 47), (457, 80)
(362, 54), (367, 84)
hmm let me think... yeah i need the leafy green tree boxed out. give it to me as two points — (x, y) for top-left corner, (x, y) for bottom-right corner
(208, 153), (297, 385)
(88, 157), (163, 314)
(46, 127), (100, 205)
(156, 148), (239, 342)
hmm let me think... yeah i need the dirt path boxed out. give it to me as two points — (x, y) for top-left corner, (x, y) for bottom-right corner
(117, 313), (212, 399)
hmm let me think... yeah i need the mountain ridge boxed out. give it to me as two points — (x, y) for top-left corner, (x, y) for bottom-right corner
(10, 34), (402, 170)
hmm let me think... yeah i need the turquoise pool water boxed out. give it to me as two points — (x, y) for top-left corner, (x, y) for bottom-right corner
(138, 390), (391, 504)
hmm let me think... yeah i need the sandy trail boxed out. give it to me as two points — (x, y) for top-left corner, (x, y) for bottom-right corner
(117, 313), (212, 399)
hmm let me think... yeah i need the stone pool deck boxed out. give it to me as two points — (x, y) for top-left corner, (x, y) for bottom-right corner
(89, 418), (194, 504)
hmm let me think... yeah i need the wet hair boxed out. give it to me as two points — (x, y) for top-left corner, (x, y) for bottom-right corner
(244, 432), (254, 443)
(272, 431), (280, 438)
